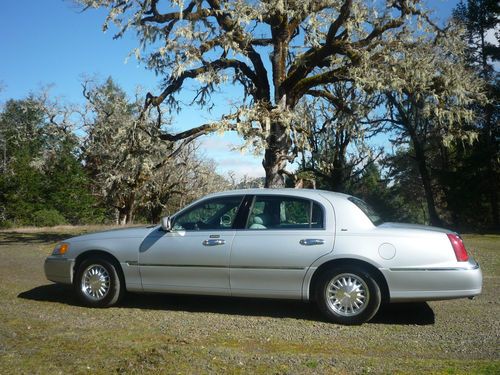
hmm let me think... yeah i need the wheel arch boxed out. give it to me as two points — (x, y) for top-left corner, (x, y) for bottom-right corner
(73, 250), (125, 288)
(308, 258), (390, 304)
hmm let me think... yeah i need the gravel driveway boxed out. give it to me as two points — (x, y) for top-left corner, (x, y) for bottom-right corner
(0, 227), (498, 374)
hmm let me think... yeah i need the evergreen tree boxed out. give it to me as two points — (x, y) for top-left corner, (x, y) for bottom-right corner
(0, 96), (100, 226)
(452, 0), (499, 229)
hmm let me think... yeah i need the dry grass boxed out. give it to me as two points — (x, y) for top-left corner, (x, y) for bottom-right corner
(0, 227), (498, 374)
(0, 224), (142, 234)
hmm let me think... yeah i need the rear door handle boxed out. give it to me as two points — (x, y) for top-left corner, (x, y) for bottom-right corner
(299, 239), (325, 246)
(202, 239), (226, 246)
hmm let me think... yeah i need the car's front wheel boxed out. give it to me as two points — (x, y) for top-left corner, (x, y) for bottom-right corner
(316, 266), (381, 325)
(74, 257), (122, 307)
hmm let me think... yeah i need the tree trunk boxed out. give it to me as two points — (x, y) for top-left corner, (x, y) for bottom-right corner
(263, 146), (286, 188)
(330, 139), (350, 192)
(479, 17), (499, 229)
(413, 140), (442, 227)
(117, 194), (136, 225)
(263, 121), (290, 188)
(327, 154), (346, 192)
(329, 167), (346, 192)
(150, 205), (163, 224)
(264, 21), (290, 189)
(484, 100), (499, 229)
(118, 209), (128, 225)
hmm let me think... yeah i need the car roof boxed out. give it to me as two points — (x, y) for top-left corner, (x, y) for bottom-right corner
(205, 188), (353, 202)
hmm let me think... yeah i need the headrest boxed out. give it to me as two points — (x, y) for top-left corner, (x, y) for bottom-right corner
(253, 216), (264, 225)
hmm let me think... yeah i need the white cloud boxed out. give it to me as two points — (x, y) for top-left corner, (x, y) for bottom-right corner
(197, 134), (265, 179)
(217, 157), (265, 179)
(198, 136), (237, 152)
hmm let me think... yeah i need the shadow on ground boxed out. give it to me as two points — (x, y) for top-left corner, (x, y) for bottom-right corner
(18, 284), (435, 325)
(0, 232), (79, 245)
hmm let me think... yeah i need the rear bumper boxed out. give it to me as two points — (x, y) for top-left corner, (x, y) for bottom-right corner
(383, 258), (482, 302)
(44, 256), (74, 285)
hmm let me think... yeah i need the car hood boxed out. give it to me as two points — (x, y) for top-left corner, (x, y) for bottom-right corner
(378, 222), (452, 234)
(67, 226), (159, 242)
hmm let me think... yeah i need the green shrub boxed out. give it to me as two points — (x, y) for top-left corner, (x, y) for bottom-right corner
(0, 220), (14, 229)
(32, 209), (67, 227)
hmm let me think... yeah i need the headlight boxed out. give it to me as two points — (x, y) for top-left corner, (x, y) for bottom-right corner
(52, 242), (69, 255)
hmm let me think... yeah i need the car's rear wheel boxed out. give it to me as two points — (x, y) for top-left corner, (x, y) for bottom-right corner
(74, 257), (122, 307)
(316, 266), (381, 325)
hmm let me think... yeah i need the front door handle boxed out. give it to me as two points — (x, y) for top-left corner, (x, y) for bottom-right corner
(202, 239), (226, 246)
(299, 239), (325, 246)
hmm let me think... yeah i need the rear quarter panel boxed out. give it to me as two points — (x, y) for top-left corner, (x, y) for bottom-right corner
(302, 194), (469, 300)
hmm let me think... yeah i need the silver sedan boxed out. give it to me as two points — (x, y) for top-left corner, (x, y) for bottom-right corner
(45, 189), (482, 324)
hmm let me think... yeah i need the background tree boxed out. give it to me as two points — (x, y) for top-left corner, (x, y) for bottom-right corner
(82, 78), (170, 224)
(453, 0), (499, 228)
(0, 97), (47, 224)
(382, 148), (429, 223)
(78, 0), (432, 187)
(82, 77), (231, 224)
(354, 28), (486, 226)
(138, 143), (231, 222)
(0, 94), (100, 227)
(298, 83), (383, 192)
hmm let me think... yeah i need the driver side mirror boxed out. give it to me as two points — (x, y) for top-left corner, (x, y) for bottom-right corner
(161, 216), (172, 232)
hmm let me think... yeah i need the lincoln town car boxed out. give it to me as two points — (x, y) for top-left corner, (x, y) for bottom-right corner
(45, 189), (482, 324)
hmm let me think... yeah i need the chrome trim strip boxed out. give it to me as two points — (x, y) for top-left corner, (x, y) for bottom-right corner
(131, 263), (227, 268)
(232, 265), (305, 270)
(126, 262), (304, 270)
(389, 264), (480, 272)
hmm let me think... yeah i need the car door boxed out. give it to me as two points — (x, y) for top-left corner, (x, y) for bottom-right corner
(230, 194), (335, 299)
(138, 195), (245, 295)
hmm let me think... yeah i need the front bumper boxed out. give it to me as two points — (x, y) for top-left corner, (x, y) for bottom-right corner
(384, 258), (483, 302)
(44, 256), (74, 285)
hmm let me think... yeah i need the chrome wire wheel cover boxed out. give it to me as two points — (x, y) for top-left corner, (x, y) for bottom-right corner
(81, 264), (110, 301)
(326, 273), (369, 317)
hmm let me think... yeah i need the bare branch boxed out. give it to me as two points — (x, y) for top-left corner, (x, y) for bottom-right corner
(142, 58), (260, 115)
(306, 89), (353, 114)
(326, 0), (352, 43)
(158, 122), (218, 142)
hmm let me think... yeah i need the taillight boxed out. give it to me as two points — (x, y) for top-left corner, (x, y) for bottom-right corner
(447, 233), (469, 262)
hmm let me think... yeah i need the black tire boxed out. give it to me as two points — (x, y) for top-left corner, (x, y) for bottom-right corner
(74, 257), (123, 307)
(315, 265), (381, 325)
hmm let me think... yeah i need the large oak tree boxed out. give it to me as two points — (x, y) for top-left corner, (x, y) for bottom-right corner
(78, 0), (429, 187)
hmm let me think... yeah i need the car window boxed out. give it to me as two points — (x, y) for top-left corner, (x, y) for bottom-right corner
(173, 196), (244, 231)
(246, 196), (324, 230)
(348, 197), (383, 226)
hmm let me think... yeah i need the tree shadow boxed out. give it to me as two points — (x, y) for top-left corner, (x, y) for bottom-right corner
(18, 284), (435, 325)
(18, 284), (77, 304)
(0, 231), (75, 245)
(371, 302), (435, 325)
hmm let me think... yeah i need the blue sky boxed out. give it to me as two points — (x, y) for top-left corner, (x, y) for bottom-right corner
(0, 0), (460, 179)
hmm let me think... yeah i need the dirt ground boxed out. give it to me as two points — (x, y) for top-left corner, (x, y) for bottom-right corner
(0, 227), (498, 374)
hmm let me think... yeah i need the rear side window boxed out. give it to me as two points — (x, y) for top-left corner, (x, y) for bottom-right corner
(246, 196), (324, 230)
(348, 197), (383, 226)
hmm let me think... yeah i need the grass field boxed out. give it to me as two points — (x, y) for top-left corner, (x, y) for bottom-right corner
(0, 227), (498, 374)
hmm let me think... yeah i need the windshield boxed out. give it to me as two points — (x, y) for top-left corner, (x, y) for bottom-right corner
(348, 197), (384, 226)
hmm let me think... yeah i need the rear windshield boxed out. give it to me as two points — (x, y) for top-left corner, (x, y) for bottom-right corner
(348, 197), (383, 226)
